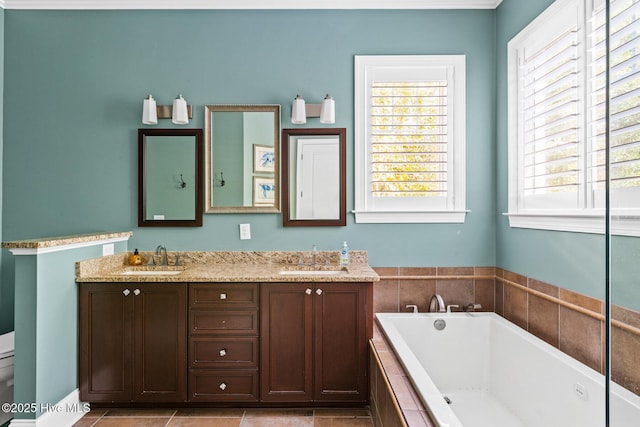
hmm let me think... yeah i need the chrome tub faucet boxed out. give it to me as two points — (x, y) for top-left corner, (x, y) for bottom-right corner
(429, 294), (446, 313)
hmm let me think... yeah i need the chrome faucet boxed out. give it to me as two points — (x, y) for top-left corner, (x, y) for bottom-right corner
(155, 245), (168, 266)
(428, 294), (446, 313)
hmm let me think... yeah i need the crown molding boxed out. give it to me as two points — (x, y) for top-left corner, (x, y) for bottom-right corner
(2, 0), (503, 10)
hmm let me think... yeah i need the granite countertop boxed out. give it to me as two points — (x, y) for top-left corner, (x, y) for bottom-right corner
(76, 250), (379, 283)
(2, 231), (133, 249)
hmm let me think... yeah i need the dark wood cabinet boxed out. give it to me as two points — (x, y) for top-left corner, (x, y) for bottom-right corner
(188, 283), (259, 402)
(79, 283), (187, 403)
(79, 279), (371, 406)
(260, 282), (372, 403)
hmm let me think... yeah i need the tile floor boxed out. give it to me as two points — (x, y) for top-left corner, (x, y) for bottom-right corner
(73, 407), (374, 427)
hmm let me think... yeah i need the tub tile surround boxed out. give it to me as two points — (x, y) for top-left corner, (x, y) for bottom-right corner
(370, 325), (435, 427)
(372, 266), (640, 397)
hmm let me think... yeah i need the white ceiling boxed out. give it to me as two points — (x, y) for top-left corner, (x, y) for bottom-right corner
(0, 0), (503, 10)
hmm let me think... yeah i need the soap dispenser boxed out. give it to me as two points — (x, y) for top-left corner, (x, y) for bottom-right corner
(339, 241), (350, 266)
(128, 249), (143, 266)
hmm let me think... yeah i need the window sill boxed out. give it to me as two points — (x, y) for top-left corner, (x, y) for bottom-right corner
(353, 210), (468, 224)
(505, 212), (640, 237)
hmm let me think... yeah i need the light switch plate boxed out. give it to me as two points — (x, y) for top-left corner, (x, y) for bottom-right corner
(239, 223), (251, 240)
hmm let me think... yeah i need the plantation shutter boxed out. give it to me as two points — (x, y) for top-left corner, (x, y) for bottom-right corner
(370, 81), (448, 197)
(518, 3), (582, 210)
(590, 0), (640, 208)
(367, 66), (453, 211)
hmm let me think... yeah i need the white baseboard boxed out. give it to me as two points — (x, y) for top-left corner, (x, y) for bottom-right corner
(9, 389), (89, 427)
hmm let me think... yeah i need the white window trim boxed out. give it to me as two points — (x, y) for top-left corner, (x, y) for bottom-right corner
(506, 0), (640, 237)
(354, 55), (467, 224)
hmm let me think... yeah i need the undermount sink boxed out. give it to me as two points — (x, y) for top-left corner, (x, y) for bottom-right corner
(118, 269), (184, 276)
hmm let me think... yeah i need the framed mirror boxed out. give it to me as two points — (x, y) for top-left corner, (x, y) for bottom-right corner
(138, 128), (203, 227)
(204, 104), (281, 213)
(282, 128), (346, 227)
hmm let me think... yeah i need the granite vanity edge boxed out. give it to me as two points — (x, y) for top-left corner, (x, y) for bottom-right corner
(2, 231), (132, 249)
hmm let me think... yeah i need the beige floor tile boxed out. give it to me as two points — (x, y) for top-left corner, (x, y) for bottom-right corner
(240, 417), (313, 427)
(93, 418), (171, 427)
(174, 408), (244, 418)
(243, 408), (314, 418)
(82, 409), (109, 418)
(314, 418), (374, 427)
(104, 408), (176, 417)
(167, 418), (242, 427)
(72, 418), (99, 427)
(313, 408), (371, 418)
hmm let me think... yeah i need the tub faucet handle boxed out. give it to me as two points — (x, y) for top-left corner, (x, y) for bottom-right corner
(464, 303), (482, 312)
(446, 304), (460, 313)
(405, 304), (419, 313)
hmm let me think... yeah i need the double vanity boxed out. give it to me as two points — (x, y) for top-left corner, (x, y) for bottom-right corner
(75, 249), (378, 407)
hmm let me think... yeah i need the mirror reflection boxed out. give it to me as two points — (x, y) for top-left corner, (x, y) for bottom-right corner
(138, 129), (203, 227)
(204, 104), (281, 213)
(282, 128), (346, 226)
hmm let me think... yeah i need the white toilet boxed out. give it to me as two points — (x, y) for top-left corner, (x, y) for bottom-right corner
(0, 332), (14, 426)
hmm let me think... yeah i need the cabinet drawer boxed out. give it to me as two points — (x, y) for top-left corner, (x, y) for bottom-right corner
(190, 284), (258, 308)
(190, 310), (259, 335)
(189, 337), (258, 369)
(188, 369), (258, 402)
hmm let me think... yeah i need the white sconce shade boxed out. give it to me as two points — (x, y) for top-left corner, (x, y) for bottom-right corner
(291, 95), (307, 124)
(142, 94), (158, 125)
(172, 94), (189, 124)
(320, 94), (335, 124)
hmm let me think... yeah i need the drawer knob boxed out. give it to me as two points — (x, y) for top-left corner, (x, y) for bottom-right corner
(219, 382), (227, 391)
(305, 288), (312, 295)
(123, 289), (130, 296)
(219, 349), (227, 357)
(220, 293), (227, 300)
(316, 288), (323, 295)
(133, 289), (141, 296)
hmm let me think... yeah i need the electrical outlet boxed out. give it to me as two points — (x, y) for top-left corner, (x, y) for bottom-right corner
(239, 223), (251, 240)
(102, 243), (114, 256)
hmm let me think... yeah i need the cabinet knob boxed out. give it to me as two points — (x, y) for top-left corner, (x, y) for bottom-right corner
(219, 382), (227, 391)
(133, 289), (141, 296)
(305, 288), (312, 295)
(122, 289), (130, 296)
(316, 288), (323, 295)
(219, 349), (227, 357)
(220, 293), (227, 300)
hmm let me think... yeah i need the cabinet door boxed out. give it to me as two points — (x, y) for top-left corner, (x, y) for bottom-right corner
(314, 283), (369, 402)
(79, 284), (133, 402)
(260, 283), (313, 402)
(133, 284), (187, 402)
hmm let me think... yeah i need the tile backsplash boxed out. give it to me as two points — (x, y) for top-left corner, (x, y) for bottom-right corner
(372, 266), (640, 396)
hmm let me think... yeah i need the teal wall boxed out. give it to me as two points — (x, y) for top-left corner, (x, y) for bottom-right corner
(495, 0), (640, 311)
(11, 241), (128, 419)
(1, 10), (496, 271)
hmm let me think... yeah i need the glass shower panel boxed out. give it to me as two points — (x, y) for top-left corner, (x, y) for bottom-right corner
(607, 0), (640, 424)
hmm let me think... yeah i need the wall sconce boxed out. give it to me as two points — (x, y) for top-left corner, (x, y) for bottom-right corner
(291, 94), (335, 124)
(142, 94), (193, 125)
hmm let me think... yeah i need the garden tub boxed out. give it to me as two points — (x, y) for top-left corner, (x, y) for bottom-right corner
(375, 312), (640, 427)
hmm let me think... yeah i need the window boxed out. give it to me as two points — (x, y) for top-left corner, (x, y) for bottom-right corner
(507, 0), (640, 236)
(354, 55), (466, 223)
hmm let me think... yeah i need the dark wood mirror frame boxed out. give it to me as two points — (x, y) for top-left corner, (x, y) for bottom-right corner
(282, 128), (347, 227)
(138, 128), (203, 227)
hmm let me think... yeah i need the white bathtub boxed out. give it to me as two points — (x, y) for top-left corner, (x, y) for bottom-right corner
(375, 312), (640, 427)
